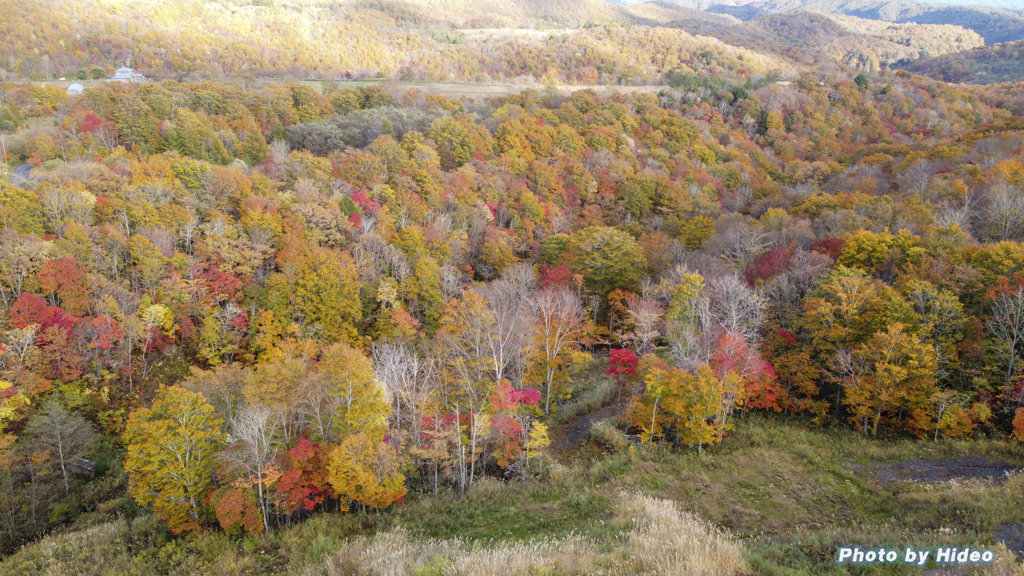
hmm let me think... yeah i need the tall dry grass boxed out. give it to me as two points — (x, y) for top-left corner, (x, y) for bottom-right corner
(320, 491), (746, 576)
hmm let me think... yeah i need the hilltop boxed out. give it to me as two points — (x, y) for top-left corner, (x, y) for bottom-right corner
(670, 9), (983, 69)
(900, 39), (1024, 83)
(609, 0), (1024, 44)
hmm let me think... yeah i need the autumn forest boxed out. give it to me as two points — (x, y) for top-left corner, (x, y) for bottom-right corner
(2, 0), (1024, 574)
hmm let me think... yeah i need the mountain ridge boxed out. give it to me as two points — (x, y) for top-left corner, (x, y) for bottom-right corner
(605, 0), (1024, 43)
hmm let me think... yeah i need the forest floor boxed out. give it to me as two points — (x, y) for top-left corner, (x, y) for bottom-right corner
(3, 363), (1024, 575)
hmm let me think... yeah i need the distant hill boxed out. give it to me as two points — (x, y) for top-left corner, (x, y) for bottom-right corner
(899, 39), (1024, 83)
(348, 0), (710, 26)
(608, 0), (1024, 44)
(669, 9), (983, 69)
(0, 0), (787, 83)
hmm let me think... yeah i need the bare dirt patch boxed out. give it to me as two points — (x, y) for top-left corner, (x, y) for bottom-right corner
(995, 522), (1024, 558)
(851, 456), (1021, 485)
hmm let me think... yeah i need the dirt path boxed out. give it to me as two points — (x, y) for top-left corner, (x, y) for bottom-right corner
(850, 456), (1021, 484)
(558, 403), (620, 451)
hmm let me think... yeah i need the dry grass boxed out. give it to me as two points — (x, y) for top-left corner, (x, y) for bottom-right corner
(2, 514), (264, 576)
(320, 491), (746, 576)
(980, 545), (1024, 576)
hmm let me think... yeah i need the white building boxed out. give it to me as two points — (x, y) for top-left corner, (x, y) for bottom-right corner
(106, 67), (146, 83)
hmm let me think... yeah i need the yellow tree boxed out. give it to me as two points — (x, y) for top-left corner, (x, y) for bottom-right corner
(243, 341), (317, 446)
(524, 421), (550, 474)
(632, 359), (723, 453)
(805, 266), (912, 412)
(123, 386), (225, 533)
(327, 433), (407, 511)
(293, 250), (362, 346)
(317, 343), (390, 442)
(846, 323), (937, 436)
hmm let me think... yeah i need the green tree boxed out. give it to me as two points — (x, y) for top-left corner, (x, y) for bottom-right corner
(22, 398), (100, 495)
(570, 227), (647, 297)
(409, 256), (445, 333)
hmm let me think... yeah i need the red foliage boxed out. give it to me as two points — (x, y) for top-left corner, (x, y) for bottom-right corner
(85, 316), (125, 352)
(37, 257), (90, 314)
(276, 439), (332, 515)
(79, 112), (113, 134)
(488, 381), (540, 412)
(80, 112), (103, 133)
(350, 190), (381, 214)
(712, 332), (767, 381)
(607, 348), (640, 400)
(811, 236), (844, 258)
(712, 331), (779, 411)
(538, 263), (573, 288)
(9, 293), (80, 334)
(192, 263), (241, 305)
(986, 273), (1024, 302)
(177, 316), (196, 344)
(744, 246), (791, 286)
(207, 487), (263, 535)
(606, 348), (639, 377)
(490, 414), (523, 467)
(420, 413), (462, 443)
(776, 330), (799, 347)
(348, 212), (362, 229)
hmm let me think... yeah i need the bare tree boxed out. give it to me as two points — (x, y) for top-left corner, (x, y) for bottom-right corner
(439, 264), (464, 301)
(22, 398), (100, 495)
(989, 284), (1024, 405)
(763, 250), (832, 330)
(40, 187), (95, 236)
(829, 347), (870, 423)
(668, 296), (715, 371)
(529, 287), (586, 414)
(706, 214), (768, 267)
(627, 295), (664, 356)
(0, 231), (46, 307)
(902, 160), (933, 198)
(986, 182), (1024, 241)
(270, 138), (290, 162)
(373, 340), (437, 441)
(3, 325), (38, 364)
(223, 404), (282, 532)
(478, 264), (537, 387)
(707, 273), (764, 343)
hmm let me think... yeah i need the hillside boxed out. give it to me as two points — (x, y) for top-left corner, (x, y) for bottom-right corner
(0, 0), (790, 83)
(1, 58), (1024, 571)
(900, 40), (1024, 83)
(617, 0), (1024, 44)
(0, 0), (992, 85)
(5, 0), (1024, 574)
(670, 9), (984, 69)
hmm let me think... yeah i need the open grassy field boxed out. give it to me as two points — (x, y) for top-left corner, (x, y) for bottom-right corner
(2, 365), (1023, 575)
